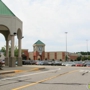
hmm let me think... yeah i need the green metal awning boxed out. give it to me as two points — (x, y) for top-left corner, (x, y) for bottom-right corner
(35, 40), (45, 45)
(0, 0), (15, 16)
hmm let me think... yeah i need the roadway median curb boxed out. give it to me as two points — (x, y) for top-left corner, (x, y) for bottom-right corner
(0, 67), (45, 75)
(0, 70), (23, 75)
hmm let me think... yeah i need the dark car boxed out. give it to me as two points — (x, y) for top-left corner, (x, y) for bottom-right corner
(22, 60), (27, 65)
(24, 60), (30, 65)
(30, 60), (36, 65)
(1, 60), (5, 64)
(84, 61), (90, 67)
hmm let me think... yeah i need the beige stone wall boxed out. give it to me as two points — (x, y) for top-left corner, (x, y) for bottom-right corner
(49, 52), (55, 60)
(0, 15), (22, 35)
(33, 45), (45, 51)
(57, 52), (62, 60)
(29, 52), (33, 60)
(29, 51), (78, 61)
(45, 52), (47, 59)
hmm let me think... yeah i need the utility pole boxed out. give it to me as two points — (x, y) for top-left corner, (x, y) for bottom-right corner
(65, 32), (68, 61)
(86, 40), (88, 60)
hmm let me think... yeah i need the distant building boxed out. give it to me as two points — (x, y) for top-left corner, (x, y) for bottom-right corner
(27, 40), (78, 61)
(22, 49), (29, 60)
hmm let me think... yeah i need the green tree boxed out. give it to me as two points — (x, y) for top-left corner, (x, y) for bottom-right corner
(77, 56), (82, 61)
(81, 56), (85, 61)
(88, 56), (90, 60)
(0, 45), (19, 59)
(0, 46), (6, 56)
(14, 46), (18, 60)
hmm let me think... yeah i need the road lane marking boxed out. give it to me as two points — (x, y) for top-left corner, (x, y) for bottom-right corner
(12, 70), (78, 90)
(0, 68), (61, 81)
(79, 70), (90, 73)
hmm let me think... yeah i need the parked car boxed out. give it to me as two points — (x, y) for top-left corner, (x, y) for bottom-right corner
(16, 61), (18, 65)
(64, 62), (75, 66)
(30, 60), (36, 65)
(1, 60), (5, 64)
(84, 61), (90, 67)
(43, 60), (48, 65)
(22, 60), (36, 65)
(53, 60), (62, 66)
(74, 61), (84, 67)
(36, 60), (44, 65)
(22, 60), (27, 65)
(23, 60), (30, 65)
(47, 60), (54, 65)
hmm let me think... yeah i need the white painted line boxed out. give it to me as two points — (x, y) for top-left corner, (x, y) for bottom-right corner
(79, 70), (90, 73)
(0, 68), (61, 81)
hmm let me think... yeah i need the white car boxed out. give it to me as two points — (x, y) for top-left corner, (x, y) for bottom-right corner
(62, 62), (75, 66)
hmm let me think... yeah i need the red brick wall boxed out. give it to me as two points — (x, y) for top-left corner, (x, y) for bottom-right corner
(47, 53), (50, 59)
(33, 51), (45, 60)
(62, 52), (65, 60)
(42, 51), (45, 60)
(22, 49), (29, 60)
(69, 56), (77, 60)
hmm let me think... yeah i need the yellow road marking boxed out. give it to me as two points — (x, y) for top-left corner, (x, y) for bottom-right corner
(12, 70), (78, 90)
(11, 68), (42, 75)
(0, 68), (42, 77)
(15, 67), (43, 73)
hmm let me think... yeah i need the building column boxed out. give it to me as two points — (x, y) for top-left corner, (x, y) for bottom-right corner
(17, 38), (22, 66)
(5, 40), (9, 66)
(9, 35), (15, 67)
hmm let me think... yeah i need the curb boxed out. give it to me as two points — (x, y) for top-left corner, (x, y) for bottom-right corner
(30, 67), (45, 71)
(0, 70), (16, 74)
(0, 67), (45, 75)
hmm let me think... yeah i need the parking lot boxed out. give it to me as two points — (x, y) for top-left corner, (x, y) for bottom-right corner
(0, 65), (90, 90)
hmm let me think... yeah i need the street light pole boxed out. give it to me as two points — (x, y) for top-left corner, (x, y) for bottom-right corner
(86, 40), (88, 60)
(65, 32), (68, 61)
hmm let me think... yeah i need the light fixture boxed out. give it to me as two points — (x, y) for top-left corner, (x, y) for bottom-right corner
(22, 36), (24, 38)
(13, 32), (17, 35)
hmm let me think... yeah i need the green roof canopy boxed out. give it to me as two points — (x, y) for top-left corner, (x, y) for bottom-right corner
(0, 0), (15, 16)
(35, 40), (45, 45)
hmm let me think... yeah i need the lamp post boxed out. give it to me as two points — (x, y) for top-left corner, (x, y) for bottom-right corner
(86, 40), (88, 60)
(65, 32), (68, 61)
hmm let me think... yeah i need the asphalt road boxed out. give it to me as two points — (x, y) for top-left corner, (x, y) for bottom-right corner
(0, 66), (90, 90)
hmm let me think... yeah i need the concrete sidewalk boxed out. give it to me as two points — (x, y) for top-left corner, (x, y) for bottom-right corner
(0, 65), (45, 75)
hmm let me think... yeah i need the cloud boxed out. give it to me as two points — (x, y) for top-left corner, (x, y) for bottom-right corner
(0, 0), (90, 52)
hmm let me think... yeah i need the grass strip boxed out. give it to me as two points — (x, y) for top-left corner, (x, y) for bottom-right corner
(88, 84), (90, 89)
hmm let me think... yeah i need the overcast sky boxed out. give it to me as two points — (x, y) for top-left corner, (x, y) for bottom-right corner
(1, 0), (90, 52)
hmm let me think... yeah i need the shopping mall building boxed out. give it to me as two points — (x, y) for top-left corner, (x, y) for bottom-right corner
(23, 40), (78, 61)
